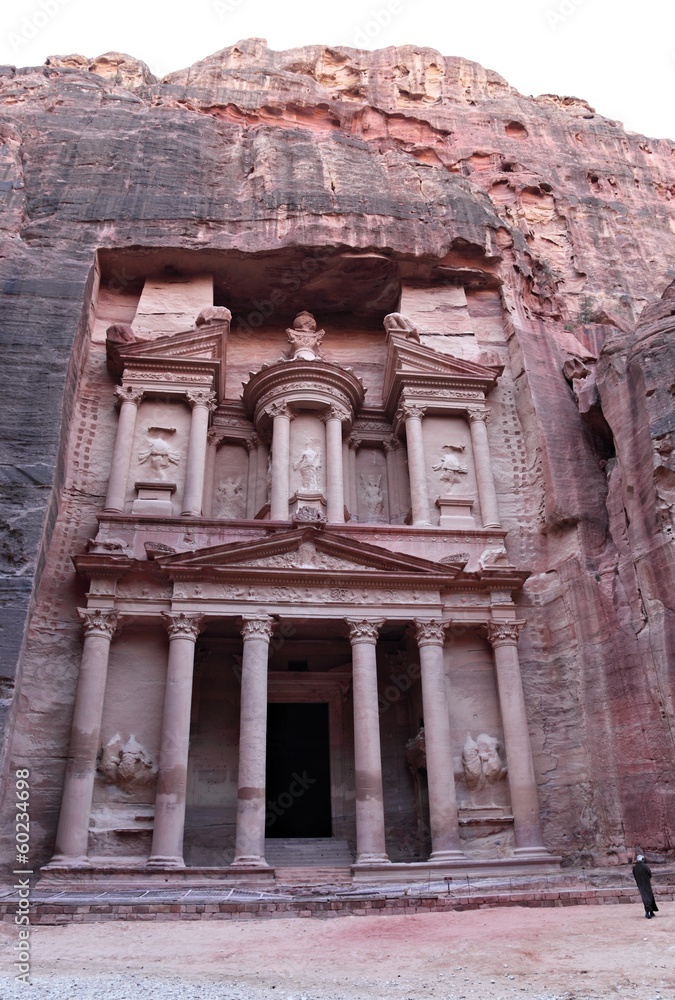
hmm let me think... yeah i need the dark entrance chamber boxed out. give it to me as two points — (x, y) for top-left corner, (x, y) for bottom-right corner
(265, 702), (332, 838)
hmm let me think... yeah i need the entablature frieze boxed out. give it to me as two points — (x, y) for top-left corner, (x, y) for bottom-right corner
(117, 365), (216, 405)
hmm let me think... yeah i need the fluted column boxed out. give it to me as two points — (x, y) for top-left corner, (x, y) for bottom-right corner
(148, 612), (204, 867)
(104, 386), (143, 513)
(52, 609), (120, 864)
(467, 408), (501, 529)
(245, 434), (260, 518)
(268, 402), (291, 521)
(398, 402), (431, 526)
(414, 620), (465, 860)
(233, 615), (275, 866)
(346, 618), (389, 864)
(384, 437), (401, 524)
(486, 621), (547, 853)
(181, 390), (216, 516)
(324, 405), (347, 523)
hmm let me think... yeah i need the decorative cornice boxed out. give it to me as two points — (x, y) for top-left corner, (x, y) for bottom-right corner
(345, 618), (385, 643)
(485, 620), (526, 646)
(240, 615), (275, 641)
(78, 608), (120, 640)
(413, 619), (447, 646)
(163, 611), (204, 641)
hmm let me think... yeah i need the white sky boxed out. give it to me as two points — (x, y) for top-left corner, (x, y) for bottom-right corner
(1, 0), (673, 140)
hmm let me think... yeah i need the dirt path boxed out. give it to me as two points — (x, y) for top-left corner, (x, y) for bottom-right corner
(1, 902), (674, 999)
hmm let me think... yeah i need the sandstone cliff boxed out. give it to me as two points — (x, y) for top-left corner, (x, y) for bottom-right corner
(0, 41), (673, 864)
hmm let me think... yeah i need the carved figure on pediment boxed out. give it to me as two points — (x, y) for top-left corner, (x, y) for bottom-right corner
(359, 474), (384, 519)
(286, 311), (325, 360)
(479, 545), (509, 569)
(216, 475), (246, 518)
(383, 312), (420, 342)
(196, 306), (232, 326)
(462, 733), (507, 791)
(87, 536), (129, 554)
(138, 428), (180, 479)
(99, 734), (157, 789)
(293, 441), (322, 490)
(295, 505), (324, 522)
(432, 444), (468, 484)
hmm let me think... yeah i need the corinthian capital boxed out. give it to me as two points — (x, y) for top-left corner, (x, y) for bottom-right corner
(413, 619), (447, 647)
(78, 608), (120, 640)
(322, 403), (350, 424)
(115, 385), (143, 407)
(265, 400), (291, 420)
(241, 615), (275, 641)
(163, 612), (204, 641)
(345, 619), (385, 644)
(467, 407), (489, 424)
(186, 390), (217, 412)
(485, 620), (525, 647)
(397, 402), (427, 422)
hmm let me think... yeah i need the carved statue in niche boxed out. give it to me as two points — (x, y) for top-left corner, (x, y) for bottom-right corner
(138, 427), (180, 479)
(293, 441), (322, 490)
(432, 443), (468, 485)
(462, 733), (507, 792)
(216, 475), (246, 517)
(359, 474), (384, 519)
(98, 734), (157, 790)
(383, 312), (420, 342)
(286, 311), (325, 360)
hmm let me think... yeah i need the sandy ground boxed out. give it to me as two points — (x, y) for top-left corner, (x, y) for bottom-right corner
(1, 902), (674, 999)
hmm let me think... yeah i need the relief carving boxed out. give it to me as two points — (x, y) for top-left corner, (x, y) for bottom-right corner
(138, 427), (180, 479)
(216, 475), (246, 518)
(432, 444), (468, 485)
(286, 311), (325, 360)
(293, 441), (322, 490)
(384, 311), (420, 342)
(461, 733), (507, 791)
(99, 734), (157, 788)
(359, 474), (384, 519)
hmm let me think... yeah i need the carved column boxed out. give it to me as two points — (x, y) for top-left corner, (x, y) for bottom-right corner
(398, 402), (431, 526)
(148, 612), (204, 867)
(324, 405), (347, 523)
(384, 437), (401, 524)
(346, 619), (389, 864)
(414, 620), (465, 860)
(233, 615), (275, 866)
(51, 609), (120, 864)
(486, 621), (547, 853)
(245, 434), (260, 518)
(347, 436), (360, 520)
(181, 390), (216, 517)
(268, 402), (291, 521)
(203, 428), (221, 519)
(104, 386), (143, 513)
(467, 408), (502, 529)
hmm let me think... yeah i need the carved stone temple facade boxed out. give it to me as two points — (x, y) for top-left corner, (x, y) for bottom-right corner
(19, 264), (563, 888)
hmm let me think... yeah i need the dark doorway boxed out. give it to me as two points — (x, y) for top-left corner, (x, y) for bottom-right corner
(265, 703), (332, 838)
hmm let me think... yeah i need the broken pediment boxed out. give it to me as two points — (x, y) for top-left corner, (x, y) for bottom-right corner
(383, 332), (502, 416)
(106, 313), (230, 399)
(156, 526), (466, 584)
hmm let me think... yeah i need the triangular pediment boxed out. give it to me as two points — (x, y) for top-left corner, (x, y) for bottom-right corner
(157, 526), (464, 582)
(383, 332), (501, 414)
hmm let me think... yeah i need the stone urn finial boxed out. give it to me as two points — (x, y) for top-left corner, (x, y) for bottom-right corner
(286, 311), (325, 360)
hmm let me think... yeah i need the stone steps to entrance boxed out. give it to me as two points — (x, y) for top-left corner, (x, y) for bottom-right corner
(264, 838), (354, 867)
(274, 866), (353, 885)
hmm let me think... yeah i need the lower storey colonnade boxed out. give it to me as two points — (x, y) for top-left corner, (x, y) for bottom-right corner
(50, 611), (548, 871)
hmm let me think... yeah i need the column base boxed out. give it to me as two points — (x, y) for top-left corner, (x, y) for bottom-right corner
(482, 521), (503, 529)
(429, 849), (467, 862)
(353, 853), (390, 866)
(45, 854), (90, 868)
(146, 855), (186, 868)
(231, 855), (269, 868)
(513, 845), (553, 860)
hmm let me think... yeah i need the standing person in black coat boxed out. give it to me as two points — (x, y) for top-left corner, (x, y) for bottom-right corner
(632, 855), (659, 918)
